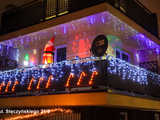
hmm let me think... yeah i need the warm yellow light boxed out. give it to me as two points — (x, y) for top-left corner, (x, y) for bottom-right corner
(12, 80), (19, 92)
(89, 71), (98, 85)
(5, 108), (72, 120)
(65, 73), (74, 87)
(33, 49), (37, 55)
(28, 78), (34, 91)
(46, 75), (53, 89)
(5, 81), (11, 93)
(0, 82), (5, 93)
(77, 72), (86, 86)
(45, 15), (56, 20)
(58, 11), (69, 16)
(36, 77), (44, 90)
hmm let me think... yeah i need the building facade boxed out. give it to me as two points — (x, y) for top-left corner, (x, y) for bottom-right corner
(0, 0), (160, 119)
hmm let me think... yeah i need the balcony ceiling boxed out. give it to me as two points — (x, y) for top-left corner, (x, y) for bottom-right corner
(0, 0), (159, 37)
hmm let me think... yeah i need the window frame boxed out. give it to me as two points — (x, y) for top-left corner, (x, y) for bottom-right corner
(115, 48), (130, 62)
(54, 44), (67, 63)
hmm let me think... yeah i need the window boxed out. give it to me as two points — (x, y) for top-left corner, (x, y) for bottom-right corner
(116, 50), (121, 59)
(46, 0), (57, 19)
(155, 113), (160, 120)
(46, 0), (69, 19)
(120, 112), (128, 120)
(116, 49), (130, 62)
(58, 0), (69, 14)
(122, 53), (129, 62)
(54, 45), (66, 62)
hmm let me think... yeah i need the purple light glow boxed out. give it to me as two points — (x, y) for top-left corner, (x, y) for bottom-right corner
(135, 33), (160, 50)
(136, 53), (140, 62)
(0, 11), (159, 66)
(139, 33), (145, 39)
(2, 11), (159, 50)
(156, 48), (159, 55)
(63, 26), (67, 34)
(90, 16), (94, 24)
(101, 16), (105, 24)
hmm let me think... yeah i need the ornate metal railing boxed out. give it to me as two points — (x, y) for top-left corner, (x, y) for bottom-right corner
(0, 55), (160, 98)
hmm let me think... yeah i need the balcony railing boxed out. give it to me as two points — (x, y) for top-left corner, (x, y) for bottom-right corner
(0, 55), (160, 98)
(0, 0), (158, 37)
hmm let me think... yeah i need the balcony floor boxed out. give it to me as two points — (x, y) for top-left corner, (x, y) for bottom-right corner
(0, 91), (160, 111)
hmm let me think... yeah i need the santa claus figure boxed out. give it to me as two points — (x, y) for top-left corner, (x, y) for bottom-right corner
(42, 37), (55, 64)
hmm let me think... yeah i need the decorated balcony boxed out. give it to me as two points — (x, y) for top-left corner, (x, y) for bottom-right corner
(0, 10), (159, 99)
(0, 55), (159, 98)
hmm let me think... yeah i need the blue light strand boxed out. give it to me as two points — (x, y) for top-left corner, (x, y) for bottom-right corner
(107, 56), (151, 85)
(0, 55), (160, 93)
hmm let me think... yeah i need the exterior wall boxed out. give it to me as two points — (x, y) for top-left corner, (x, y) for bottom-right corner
(139, 0), (160, 37)
(0, 14), (1, 31)
(0, 11), (160, 68)
(0, 0), (36, 28)
(0, 0), (37, 12)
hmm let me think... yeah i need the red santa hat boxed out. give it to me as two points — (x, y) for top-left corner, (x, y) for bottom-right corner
(44, 37), (55, 52)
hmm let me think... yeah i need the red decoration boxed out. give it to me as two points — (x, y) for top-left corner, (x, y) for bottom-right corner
(65, 73), (74, 87)
(42, 37), (55, 64)
(0, 82), (5, 94)
(28, 78), (34, 91)
(12, 80), (19, 92)
(77, 72), (86, 86)
(36, 77), (44, 90)
(46, 75), (53, 89)
(5, 81), (11, 93)
(89, 71), (98, 85)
